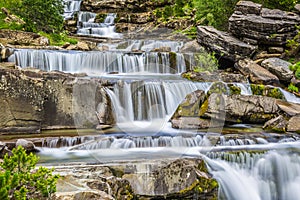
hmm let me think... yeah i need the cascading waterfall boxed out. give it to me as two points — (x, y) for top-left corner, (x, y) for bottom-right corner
(63, 0), (82, 20)
(205, 151), (300, 200)
(10, 49), (187, 74)
(106, 80), (212, 122)
(77, 12), (121, 38)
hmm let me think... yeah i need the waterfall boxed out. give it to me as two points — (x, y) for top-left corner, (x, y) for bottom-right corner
(63, 0), (82, 20)
(206, 151), (300, 200)
(279, 88), (300, 104)
(11, 49), (187, 74)
(77, 12), (121, 38)
(106, 80), (212, 122)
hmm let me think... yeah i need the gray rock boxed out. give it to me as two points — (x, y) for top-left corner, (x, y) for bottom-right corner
(261, 58), (293, 82)
(171, 117), (211, 129)
(180, 40), (204, 53)
(276, 100), (300, 116)
(295, 4), (300, 13)
(287, 115), (300, 132)
(235, 58), (279, 85)
(235, 1), (262, 15)
(16, 139), (37, 152)
(204, 93), (279, 123)
(263, 115), (288, 132)
(197, 26), (257, 62)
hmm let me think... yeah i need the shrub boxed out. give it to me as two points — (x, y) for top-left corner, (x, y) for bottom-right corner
(288, 83), (299, 93)
(193, 51), (219, 73)
(0, 146), (59, 200)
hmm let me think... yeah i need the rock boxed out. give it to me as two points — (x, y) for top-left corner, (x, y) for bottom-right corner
(182, 71), (248, 83)
(287, 115), (300, 132)
(180, 40), (204, 53)
(0, 62), (15, 69)
(76, 41), (90, 51)
(229, 2), (300, 46)
(268, 47), (284, 54)
(250, 84), (284, 100)
(15, 139), (37, 152)
(276, 100), (300, 116)
(171, 117), (211, 129)
(203, 93), (279, 123)
(1, 47), (13, 61)
(261, 58), (293, 82)
(1, 7), (25, 25)
(0, 67), (114, 132)
(197, 26), (257, 62)
(254, 51), (281, 60)
(151, 46), (171, 52)
(295, 4), (300, 13)
(235, 58), (279, 85)
(235, 1), (262, 15)
(0, 29), (49, 46)
(291, 77), (300, 88)
(263, 115), (288, 132)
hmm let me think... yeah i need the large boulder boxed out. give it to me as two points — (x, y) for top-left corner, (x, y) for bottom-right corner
(229, 1), (300, 46)
(235, 58), (279, 85)
(261, 58), (293, 82)
(197, 26), (257, 62)
(0, 67), (114, 133)
(287, 115), (300, 132)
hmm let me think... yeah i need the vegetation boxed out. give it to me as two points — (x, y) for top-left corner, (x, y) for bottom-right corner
(288, 83), (299, 93)
(0, 146), (59, 200)
(38, 32), (78, 46)
(193, 52), (219, 73)
(289, 61), (300, 80)
(0, 0), (64, 33)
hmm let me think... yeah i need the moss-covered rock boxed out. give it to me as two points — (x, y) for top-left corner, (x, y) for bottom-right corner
(250, 84), (285, 100)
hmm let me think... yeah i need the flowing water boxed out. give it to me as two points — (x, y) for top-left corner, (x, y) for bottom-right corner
(8, 8), (300, 198)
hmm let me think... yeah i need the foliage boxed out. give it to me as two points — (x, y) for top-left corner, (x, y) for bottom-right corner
(289, 61), (300, 79)
(39, 31), (78, 46)
(253, 0), (298, 11)
(0, 0), (64, 33)
(288, 83), (299, 93)
(193, 51), (219, 72)
(0, 146), (59, 200)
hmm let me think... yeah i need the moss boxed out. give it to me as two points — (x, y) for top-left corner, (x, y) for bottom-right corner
(228, 84), (241, 95)
(182, 72), (192, 80)
(169, 52), (177, 70)
(250, 84), (265, 95)
(199, 99), (209, 117)
(95, 13), (107, 23)
(207, 82), (228, 95)
(251, 84), (284, 99)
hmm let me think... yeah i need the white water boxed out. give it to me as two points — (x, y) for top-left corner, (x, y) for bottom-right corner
(206, 151), (300, 200)
(77, 12), (121, 38)
(10, 49), (187, 74)
(63, 0), (82, 20)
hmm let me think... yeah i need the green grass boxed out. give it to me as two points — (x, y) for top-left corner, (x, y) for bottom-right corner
(38, 31), (78, 46)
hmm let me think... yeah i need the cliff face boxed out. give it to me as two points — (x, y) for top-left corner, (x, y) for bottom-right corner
(0, 67), (114, 133)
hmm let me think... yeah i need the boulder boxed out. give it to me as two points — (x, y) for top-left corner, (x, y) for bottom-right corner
(235, 58), (279, 85)
(0, 67), (114, 132)
(287, 115), (300, 132)
(15, 139), (37, 152)
(261, 58), (293, 82)
(171, 117), (211, 129)
(197, 26), (257, 62)
(180, 40), (204, 53)
(295, 4), (300, 13)
(203, 93), (279, 123)
(263, 115), (288, 132)
(276, 100), (300, 116)
(182, 71), (248, 83)
(229, 1), (300, 46)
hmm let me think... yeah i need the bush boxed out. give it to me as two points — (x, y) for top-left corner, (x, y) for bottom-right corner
(0, 0), (64, 33)
(0, 146), (59, 200)
(288, 83), (299, 93)
(193, 52), (219, 72)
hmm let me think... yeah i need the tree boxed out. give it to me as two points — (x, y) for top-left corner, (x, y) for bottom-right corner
(0, 146), (59, 199)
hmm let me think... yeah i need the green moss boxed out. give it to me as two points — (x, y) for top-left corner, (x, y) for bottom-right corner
(199, 99), (209, 117)
(251, 84), (284, 99)
(182, 72), (192, 80)
(228, 84), (241, 95)
(207, 82), (228, 95)
(169, 52), (177, 70)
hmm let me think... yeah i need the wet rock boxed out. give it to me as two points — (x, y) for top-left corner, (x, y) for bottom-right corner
(16, 139), (38, 152)
(229, 1), (300, 46)
(197, 26), (257, 62)
(263, 115), (288, 132)
(287, 114), (300, 132)
(235, 58), (279, 85)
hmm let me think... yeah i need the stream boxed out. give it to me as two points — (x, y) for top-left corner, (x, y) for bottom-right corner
(7, 3), (300, 199)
